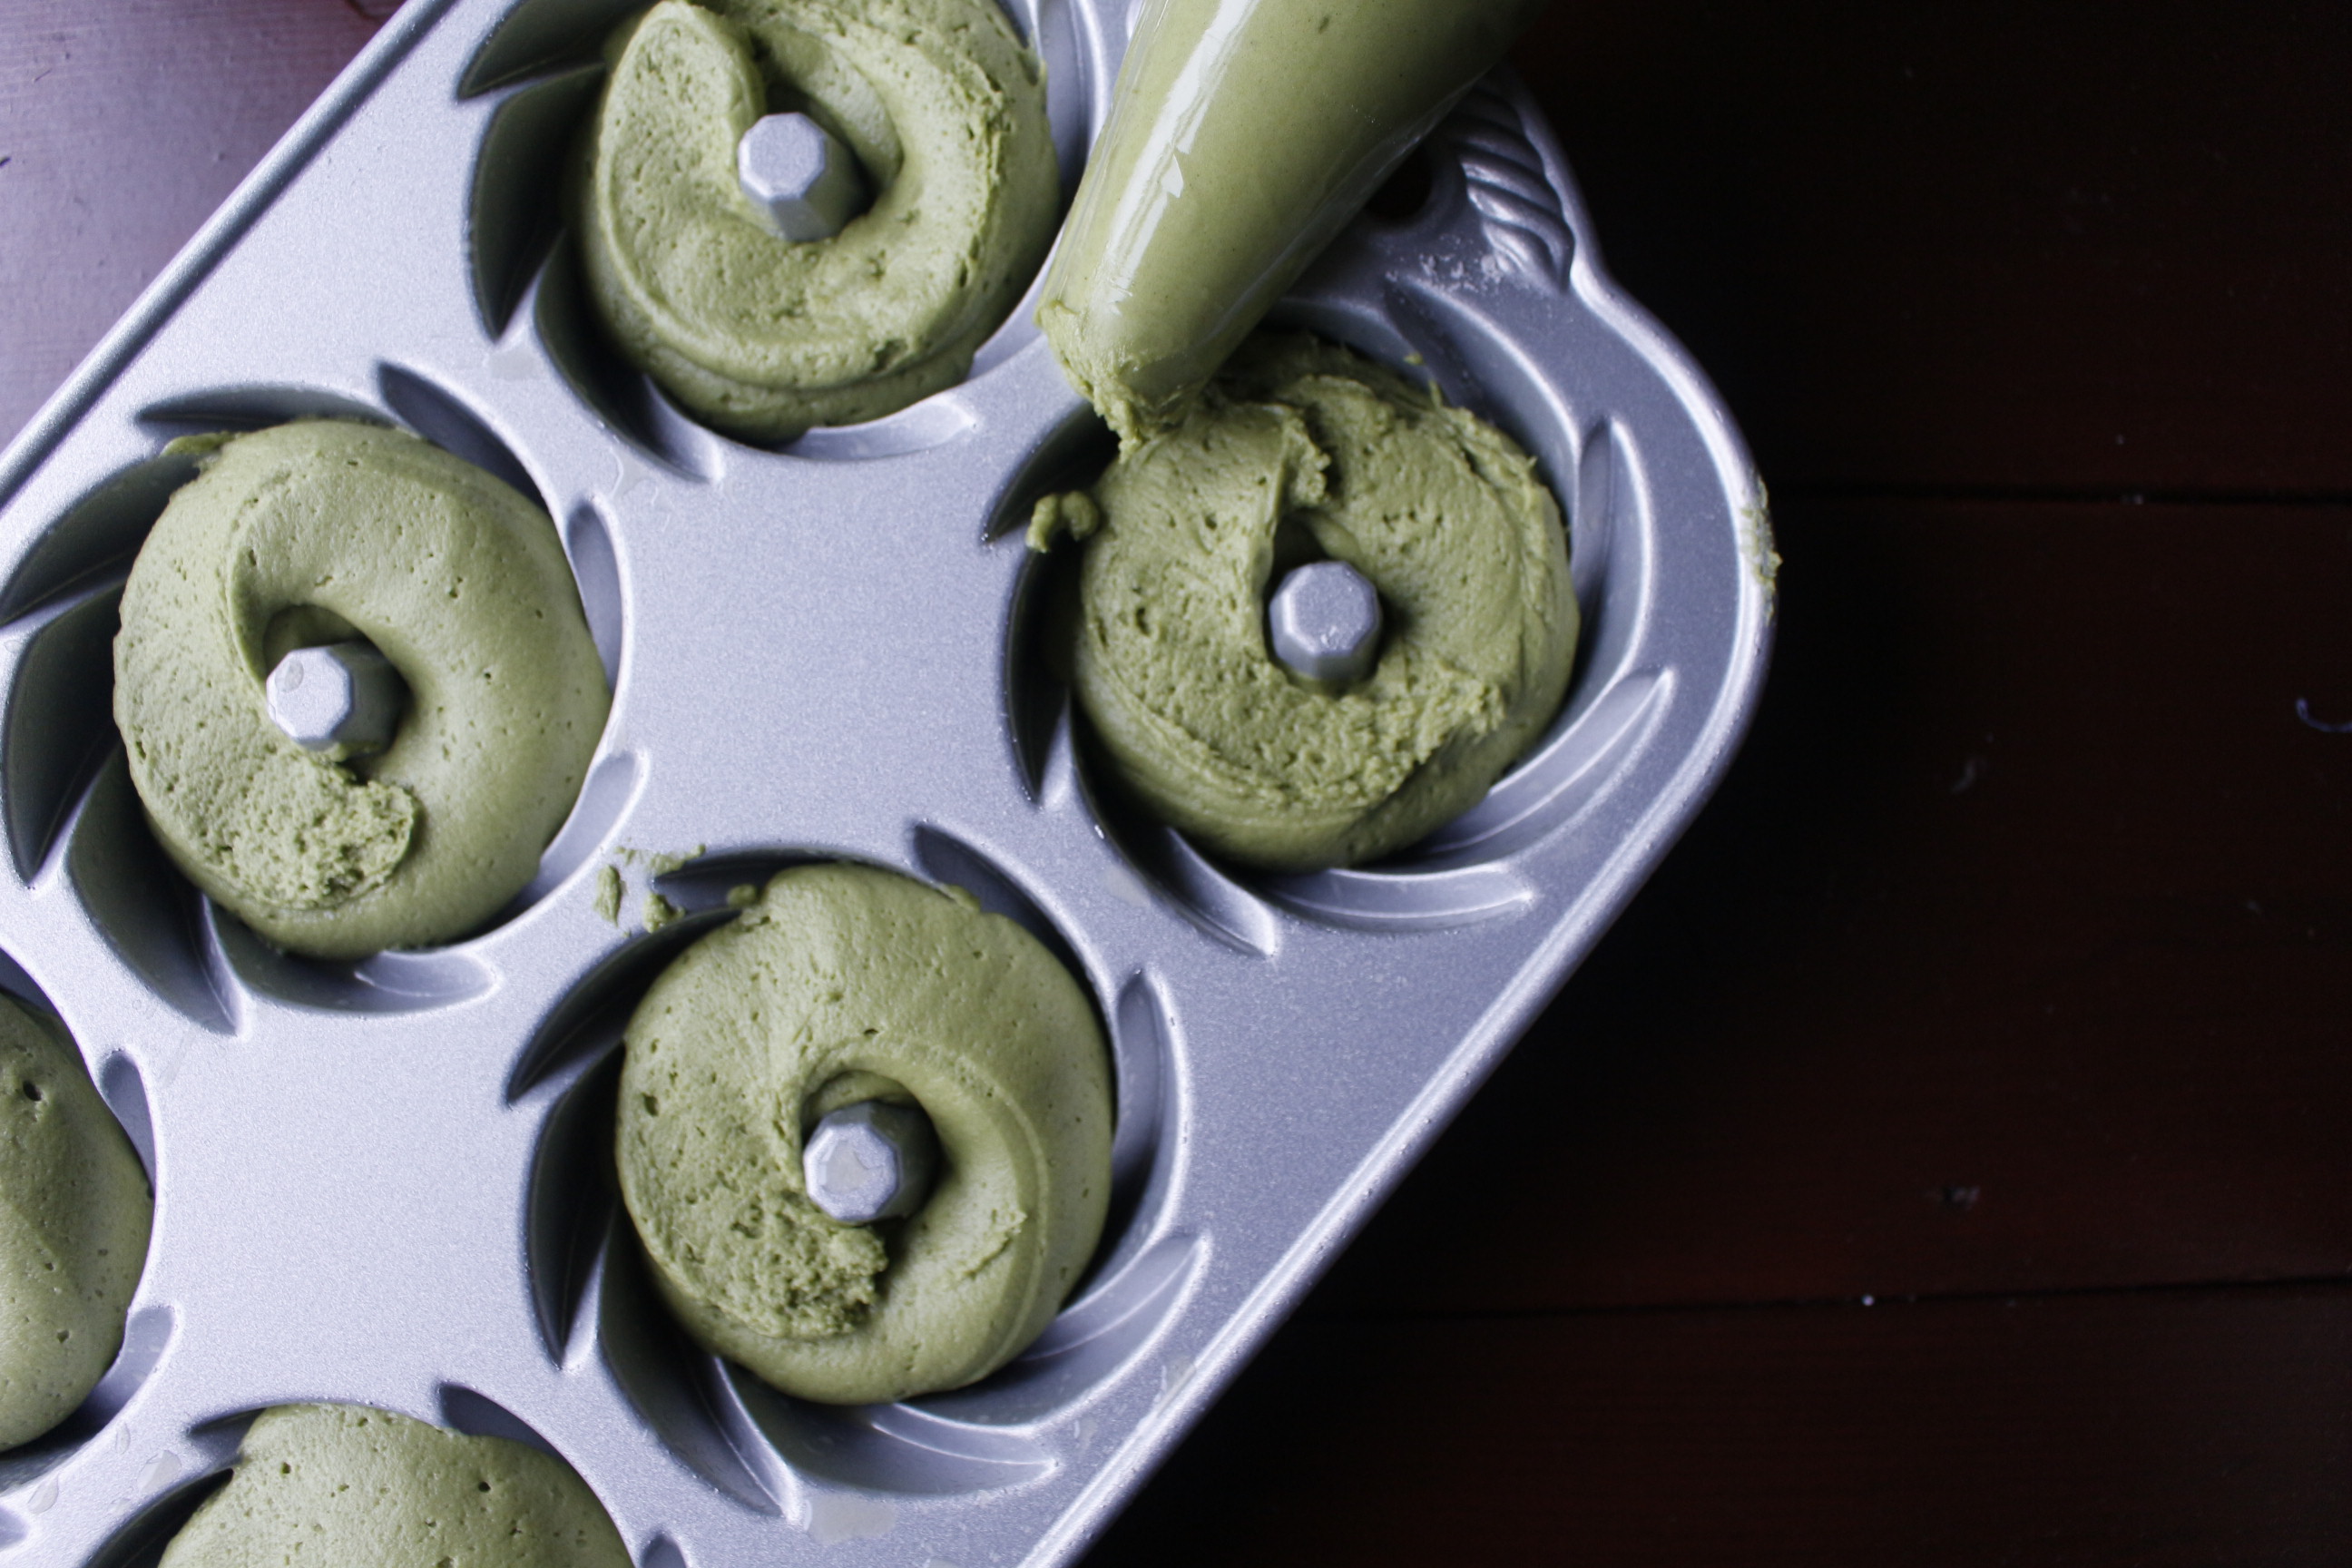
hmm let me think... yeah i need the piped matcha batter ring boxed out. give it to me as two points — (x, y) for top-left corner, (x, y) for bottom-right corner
(577, 0), (1059, 442)
(1069, 333), (1580, 871)
(617, 863), (1112, 1406)
(0, 996), (150, 1451)
(113, 421), (611, 959)
(159, 1404), (632, 1567)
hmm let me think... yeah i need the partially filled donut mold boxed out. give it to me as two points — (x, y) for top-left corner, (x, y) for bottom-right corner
(0, 2), (1770, 1562)
(519, 838), (1188, 1505)
(466, 0), (1114, 462)
(0, 953), (166, 1514)
(81, 1393), (617, 1568)
(1000, 268), (1671, 938)
(2, 374), (633, 1018)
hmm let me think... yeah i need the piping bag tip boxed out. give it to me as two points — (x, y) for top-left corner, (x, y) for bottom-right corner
(1038, 0), (1544, 435)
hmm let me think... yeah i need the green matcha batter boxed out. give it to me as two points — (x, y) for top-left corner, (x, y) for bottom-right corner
(577, 0), (1059, 441)
(113, 421), (610, 959)
(617, 862), (1112, 1405)
(1052, 331), (1577, 870)
(159, 1404), (631, 1568)
(1039, 0), (1544, 443)
(0, 995), (149, 1451)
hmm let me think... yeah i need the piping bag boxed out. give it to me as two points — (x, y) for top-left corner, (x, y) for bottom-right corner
(1037, 0), (1547, 445)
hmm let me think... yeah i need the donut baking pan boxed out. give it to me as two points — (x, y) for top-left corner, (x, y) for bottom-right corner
(0, 0), (1773, 1562)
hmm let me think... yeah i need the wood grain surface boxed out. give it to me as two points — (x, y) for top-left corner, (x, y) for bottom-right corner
(0, 0), (383, 445)
(2, 2), (2345, 1564)
(1517, 0), (2352, 500)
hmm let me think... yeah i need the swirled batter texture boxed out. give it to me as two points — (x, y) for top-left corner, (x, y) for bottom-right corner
(1061, 332), (1578, 869)
(159, 1404), (631, 1568)
(0, 996), (149, 1450)
(113, 421), (609, 958)
(578, 0), (1058, 440)
(618, 863), (1112, 1405)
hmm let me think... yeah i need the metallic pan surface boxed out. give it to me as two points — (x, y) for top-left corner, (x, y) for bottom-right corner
(0, 0), (1773, 1562)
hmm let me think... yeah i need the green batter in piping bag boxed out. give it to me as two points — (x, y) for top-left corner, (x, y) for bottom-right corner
(1038, 0), (1545, 443)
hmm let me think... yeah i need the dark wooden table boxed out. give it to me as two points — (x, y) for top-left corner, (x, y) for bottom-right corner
(5, 3), (2346, 1563)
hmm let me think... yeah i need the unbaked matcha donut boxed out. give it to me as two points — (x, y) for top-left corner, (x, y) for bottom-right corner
(0, 995), (149, 1451)
(576, 0), (1059, 441)
(113, 420), (610, 959)
(158, 1404), (631, 1568)
(1054, 332), (1579, 870)
(617, 862), (1112, 1405)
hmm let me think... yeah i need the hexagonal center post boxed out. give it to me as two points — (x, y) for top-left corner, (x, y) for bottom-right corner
(266, 640), (407, 753)
(802, 1100), (939, 1224)
(1268, 559), (1384, 685)
(737, 112), (869, 243)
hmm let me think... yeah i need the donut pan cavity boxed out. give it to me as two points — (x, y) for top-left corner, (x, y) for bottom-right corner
(0, 0), (1773, 1563)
